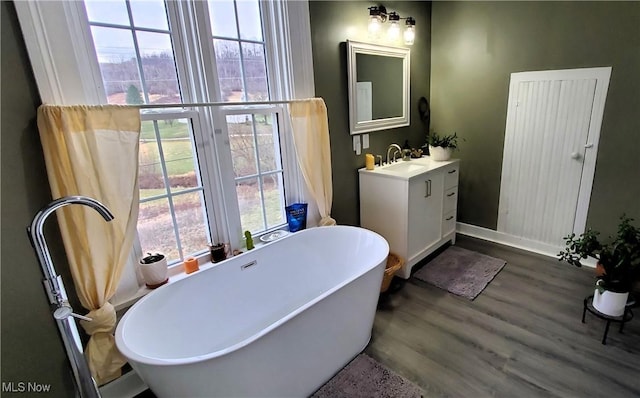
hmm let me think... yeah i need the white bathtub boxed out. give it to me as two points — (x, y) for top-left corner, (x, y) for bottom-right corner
(115, 226), (388, 397)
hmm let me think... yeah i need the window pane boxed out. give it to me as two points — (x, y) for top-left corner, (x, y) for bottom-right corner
(228, 114), (257, 177)
(264, 174), (285, 228)
(139, 128), (166, 198)
(208, 0), (238, 39)
(138, 198), (179, 261)
(242, 43), (268, 101)
(130, 0), (169, 31)
(237, 0), (262, 41)
(257, 114), (280, 172)
(90, 26), (142, 104)
(214, 39), (244, 101)
(85, 0), (130, 26)
(156, 119), (199, 191)
(236, 178), (265, 233)
(174, 191), (210, 256)
(137, 32), (181, 103)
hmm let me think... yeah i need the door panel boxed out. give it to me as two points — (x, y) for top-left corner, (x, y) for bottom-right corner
(408, 173), (443, 259)
(498, 76), (597, 247)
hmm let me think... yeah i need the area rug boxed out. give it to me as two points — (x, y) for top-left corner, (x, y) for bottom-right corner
(413, 246), (506, 300)
(311, 353), (423, 398)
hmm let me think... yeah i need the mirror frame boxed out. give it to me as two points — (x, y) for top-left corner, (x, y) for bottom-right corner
(347, 40), (411, 135)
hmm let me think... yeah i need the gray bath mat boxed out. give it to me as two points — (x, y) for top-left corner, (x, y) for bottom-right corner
(413, 246), (506, 300)
(311, 353), (423, 398)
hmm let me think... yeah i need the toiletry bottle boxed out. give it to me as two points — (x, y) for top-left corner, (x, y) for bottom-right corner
(365, 153), (375, 170)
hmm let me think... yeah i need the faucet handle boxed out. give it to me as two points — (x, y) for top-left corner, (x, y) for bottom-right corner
(375, 155), (383, 166)
(53, 305), (92, 322)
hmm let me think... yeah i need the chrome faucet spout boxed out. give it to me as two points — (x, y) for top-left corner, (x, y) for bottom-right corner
(386, 144), (403, 164)
(28, 196), (113, 303)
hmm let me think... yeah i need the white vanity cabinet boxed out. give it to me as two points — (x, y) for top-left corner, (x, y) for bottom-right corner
(359, 159), (460, 279)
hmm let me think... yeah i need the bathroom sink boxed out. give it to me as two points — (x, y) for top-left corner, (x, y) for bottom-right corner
(359, 158), (439, 180)
(383, 162), (428, 173)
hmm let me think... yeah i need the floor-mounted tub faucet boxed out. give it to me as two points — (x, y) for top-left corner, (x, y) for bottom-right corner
(28, 195), (114, 398)
(386, 143), (403, 164)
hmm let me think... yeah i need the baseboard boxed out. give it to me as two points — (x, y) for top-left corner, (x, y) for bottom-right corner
(99, 370), (148, 398)
(455, 222), (597, 268)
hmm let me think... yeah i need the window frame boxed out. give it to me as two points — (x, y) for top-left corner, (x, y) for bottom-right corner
(16, 0), (316, 307)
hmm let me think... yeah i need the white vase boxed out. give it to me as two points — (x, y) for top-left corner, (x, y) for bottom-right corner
(592, 288), (628, 317)
(429, 145), (452, 161)
(139, 254), (168, 288)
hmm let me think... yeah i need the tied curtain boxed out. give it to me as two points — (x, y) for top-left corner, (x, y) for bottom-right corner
(37, 105), (140, 385)
(288, 98), (337, 226)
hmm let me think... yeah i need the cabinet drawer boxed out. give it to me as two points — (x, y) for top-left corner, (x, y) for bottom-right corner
(444, 187), (458, 214)
(444, 165), (459, 189)
(442, 211), (456, 236)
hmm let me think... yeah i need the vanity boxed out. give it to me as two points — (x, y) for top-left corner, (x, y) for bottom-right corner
(359, 158), (459, 279)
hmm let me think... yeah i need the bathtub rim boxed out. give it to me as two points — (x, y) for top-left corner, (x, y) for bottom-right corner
(115, 226), (389, 366)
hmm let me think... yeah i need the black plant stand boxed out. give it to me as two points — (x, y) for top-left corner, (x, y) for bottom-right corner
(582, 294), (635, 345)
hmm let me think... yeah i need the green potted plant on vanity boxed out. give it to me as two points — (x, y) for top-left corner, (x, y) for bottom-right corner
(427, 132), (459, 161)
(558, 216), (640, 317)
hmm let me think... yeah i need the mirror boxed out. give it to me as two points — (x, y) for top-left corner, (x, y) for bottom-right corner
(347, 40), (410, 135)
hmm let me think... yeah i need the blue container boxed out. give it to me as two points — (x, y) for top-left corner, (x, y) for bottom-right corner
(285, 203), (308, 232)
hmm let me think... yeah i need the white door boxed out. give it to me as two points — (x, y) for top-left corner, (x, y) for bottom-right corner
(498, 67), (611, 249)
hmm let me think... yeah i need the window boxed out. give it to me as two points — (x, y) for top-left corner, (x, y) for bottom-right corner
(16, 0), (314, 302)
(226, 108), (287, 233)
(15, 0), (314, 303)
(76, 0), (300, 266)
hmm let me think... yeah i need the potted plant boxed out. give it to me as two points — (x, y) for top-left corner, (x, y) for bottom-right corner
(139, 252), (169, 289)
(427, 132), (459, 161)
(558, 216), (640, 316)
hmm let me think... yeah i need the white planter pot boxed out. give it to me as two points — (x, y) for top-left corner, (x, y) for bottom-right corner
(429, 145), (453, 161)
(139, 254), (168, 288)
(593, 288), (628, 317)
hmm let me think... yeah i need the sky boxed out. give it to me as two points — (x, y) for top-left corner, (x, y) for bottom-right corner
(84, 0), (263, 62)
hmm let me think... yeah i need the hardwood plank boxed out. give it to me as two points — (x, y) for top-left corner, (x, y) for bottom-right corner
(367, 235), (640, 397)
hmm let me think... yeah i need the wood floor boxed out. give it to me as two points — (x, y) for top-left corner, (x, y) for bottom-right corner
(365, 235), (640, 398)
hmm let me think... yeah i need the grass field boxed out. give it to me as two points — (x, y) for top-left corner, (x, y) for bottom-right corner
(137, 117), (285, 261)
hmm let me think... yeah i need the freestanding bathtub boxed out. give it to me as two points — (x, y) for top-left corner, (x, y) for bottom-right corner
(115, 226), (389, 397)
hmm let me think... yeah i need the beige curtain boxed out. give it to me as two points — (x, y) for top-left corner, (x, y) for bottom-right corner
(289, 98), (337, 226)
(37, 105), (140, 385)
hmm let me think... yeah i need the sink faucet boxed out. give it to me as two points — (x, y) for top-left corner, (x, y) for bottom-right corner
(27, 195), (113, 398)
(386, 144), (402, 164)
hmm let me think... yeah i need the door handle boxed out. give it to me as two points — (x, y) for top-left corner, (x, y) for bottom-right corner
(584, 143), (594, 148)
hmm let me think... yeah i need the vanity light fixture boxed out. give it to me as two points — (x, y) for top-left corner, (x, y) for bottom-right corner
(367, 5), (415, 45)
(404, 17), (416, 46)
(387, 12), (401, 41)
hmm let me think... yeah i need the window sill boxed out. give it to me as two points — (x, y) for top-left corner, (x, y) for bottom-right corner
(112, 237), (275, 312)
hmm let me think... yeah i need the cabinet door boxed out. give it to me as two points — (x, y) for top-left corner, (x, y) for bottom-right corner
(407, 172), (444, 261)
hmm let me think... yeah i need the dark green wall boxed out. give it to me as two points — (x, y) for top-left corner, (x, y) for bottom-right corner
(309, 1), (432, 225)
(1, 2), (76, 396)
(430, 1), (640, 237)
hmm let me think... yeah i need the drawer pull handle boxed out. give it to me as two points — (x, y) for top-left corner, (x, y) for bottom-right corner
(448, 169), (457, 174)
(446, 216), (454, 221)
(424, 180), (432, 198)
(447, 192), (456, 197)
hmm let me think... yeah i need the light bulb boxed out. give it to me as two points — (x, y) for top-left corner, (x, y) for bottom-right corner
(404, 25), (415, 45)
(388, 21), (400, 42)
(368, 16), (382, 39)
